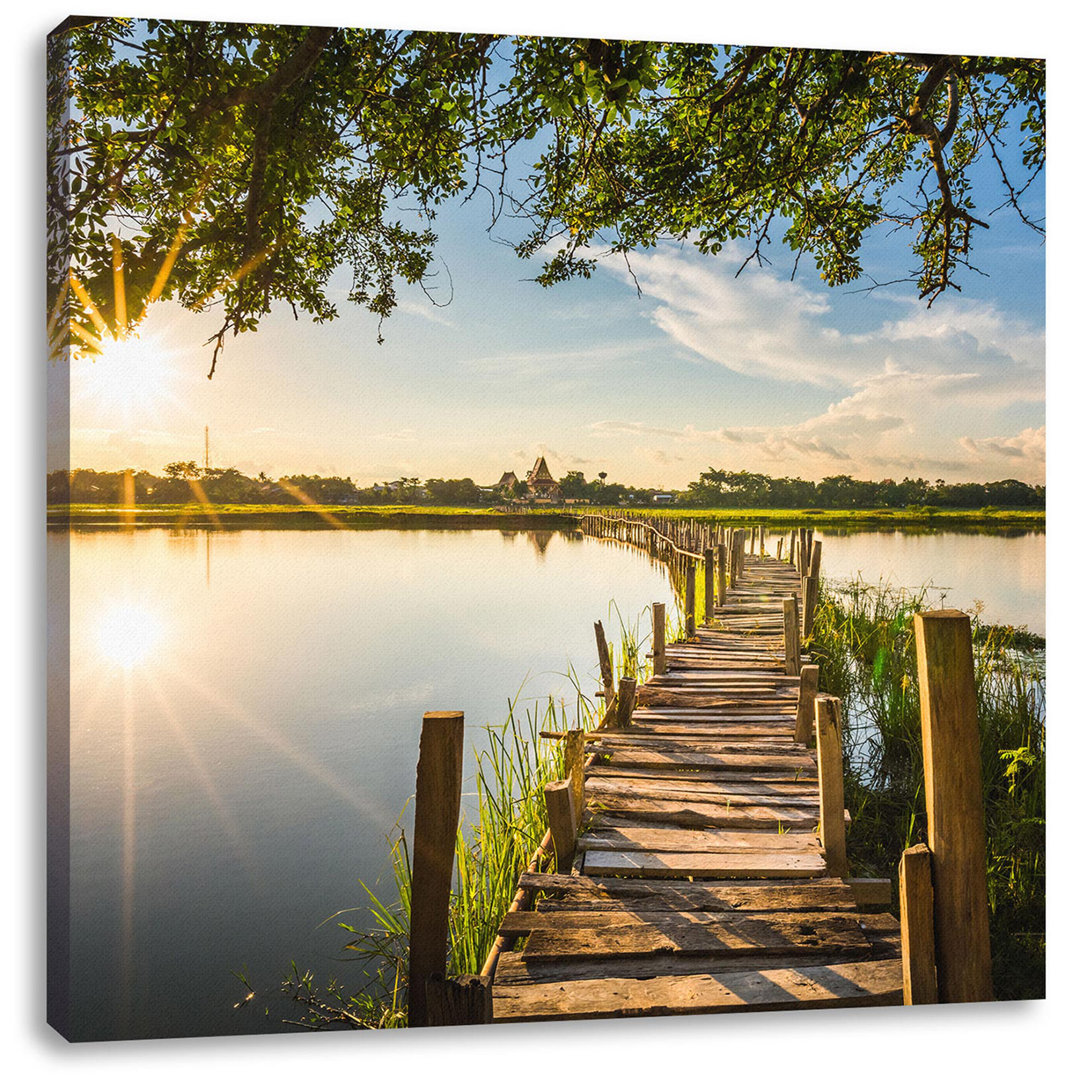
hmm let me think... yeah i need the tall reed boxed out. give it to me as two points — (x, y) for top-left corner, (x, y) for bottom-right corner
(809, 578), (1045, 999)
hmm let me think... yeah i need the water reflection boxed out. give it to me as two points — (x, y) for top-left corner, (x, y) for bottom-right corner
(54, 526), (681, 1040)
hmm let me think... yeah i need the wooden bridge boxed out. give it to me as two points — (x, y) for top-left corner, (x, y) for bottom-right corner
(406, 514), (993, 1027)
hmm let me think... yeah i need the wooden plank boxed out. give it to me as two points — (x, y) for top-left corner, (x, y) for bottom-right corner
(519, 872), (855, 912)
(499, 958), (900, 1021)
(578, 825), (822, 854)
(846, 878), (892, 907)
(585, 776), (821, 806)
(586, 763), (818, 785)
(580, 793), (821, 829)
(581, 849), (825, 879)
(598, 747), (816, 771)
(516, 909), (872, 962)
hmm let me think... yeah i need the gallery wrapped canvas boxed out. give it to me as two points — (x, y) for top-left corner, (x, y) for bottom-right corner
(46, 8), (1045, 1044)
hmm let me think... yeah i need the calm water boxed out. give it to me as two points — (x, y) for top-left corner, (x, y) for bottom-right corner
(816, 527), (1045, 635)
(49, 524), (1043, 1041)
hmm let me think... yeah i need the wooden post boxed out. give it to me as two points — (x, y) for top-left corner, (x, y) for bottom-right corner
(423, 974), (493, 1026)
(814, 696), (848, 878)
(716, 543), (727, 607)
(594, 620), (615, 708)
(651, 602), (667, 676)
(809, 539), (823, 579)
(787, 529), (796, 565)
(794, 664), (819, 745)
(704, 548), (715, 622)
(684, 562), (696, 638)
(409, 711), (465, 1027)
(782, 597), (801, 675)
(802, 575), (819, 638)
(564, 728), (585, 821)
(900, 843), (938, 1006)
(776, 540), (782, 560)
(615, 676), (637, 728)
(914, 611), (993, 1003)
(544, 779), (578, 874)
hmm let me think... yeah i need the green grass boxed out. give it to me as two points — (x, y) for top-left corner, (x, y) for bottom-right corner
(808, 578), (1045, 1000)
(51, 502), (1044, 529)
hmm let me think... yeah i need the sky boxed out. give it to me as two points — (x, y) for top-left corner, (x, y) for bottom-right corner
(49, 10), (1046, 493)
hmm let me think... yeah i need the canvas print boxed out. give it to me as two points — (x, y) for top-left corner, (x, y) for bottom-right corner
(46, 14), (1046, 1042)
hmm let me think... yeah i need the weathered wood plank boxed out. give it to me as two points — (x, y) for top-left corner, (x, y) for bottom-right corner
(492, 959), (903, 1021)
(578, 825), (822, 854)
(597, 747), (816, 771)
(581, 849), (825, 879)
(515, 909), (872, 962)
(519, 873), (856, 912)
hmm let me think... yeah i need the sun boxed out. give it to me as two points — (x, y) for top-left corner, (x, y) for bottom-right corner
(71, 329), (181, 431)
(95, 600), (166, 670)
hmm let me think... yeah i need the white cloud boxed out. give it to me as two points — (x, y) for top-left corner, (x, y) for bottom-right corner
(592, 246), (1044, 483)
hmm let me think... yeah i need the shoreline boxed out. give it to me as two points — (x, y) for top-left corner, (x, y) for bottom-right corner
(47, 503), (1046, 530)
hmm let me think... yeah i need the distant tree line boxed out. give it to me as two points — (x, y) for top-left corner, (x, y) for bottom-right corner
(47, 463), (1044, 510)
(680, 469), (1044, 509)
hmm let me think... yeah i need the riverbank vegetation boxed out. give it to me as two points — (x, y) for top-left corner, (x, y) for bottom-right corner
(808, 579), (1045, 1000)
(49, 464), (1044, 517)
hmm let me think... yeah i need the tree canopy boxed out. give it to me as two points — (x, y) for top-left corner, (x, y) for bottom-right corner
(47, 18), (1045, 373)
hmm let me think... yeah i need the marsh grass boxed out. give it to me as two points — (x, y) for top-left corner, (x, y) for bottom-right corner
(809, 578), (1045, 999)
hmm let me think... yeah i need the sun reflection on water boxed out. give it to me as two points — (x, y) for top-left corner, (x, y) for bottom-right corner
(95, 600), (166, 670)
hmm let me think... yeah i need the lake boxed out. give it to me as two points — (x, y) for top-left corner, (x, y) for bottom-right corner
(47, 522), (1044, 1041)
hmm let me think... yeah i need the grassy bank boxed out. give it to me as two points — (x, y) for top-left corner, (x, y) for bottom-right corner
(50, 502), (1043, 530)
(809, 578), (1045, 1000)
(584, 506), (1045, 529)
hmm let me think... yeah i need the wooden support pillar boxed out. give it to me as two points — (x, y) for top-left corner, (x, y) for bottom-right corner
(914, 611), (993, 1003)
(783, 597), (801, 675)
(594, 620), (615, 708)
(814, 696), (848, 878)
(563, 728), (585, 822)
(423, 974), (493, 1026)
(704, 549), (715, 622)
(615, 676), (637, 728)
(900, 843), (938, 1006)
(787, 529), (796, 565)
(409, 711), (465, 1027)
(802, 575), (819, 638)
(794, 664), (819, 745)
(809, 539), (823, 579)
(716, 543), (727, 607)
(776, 540), (783, 560)
(684, 563), (696, 638)
(544, 779), (578, 874)
(651, 602), (667, 676)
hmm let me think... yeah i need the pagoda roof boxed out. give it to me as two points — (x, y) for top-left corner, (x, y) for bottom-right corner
(527, 456), (555, 484)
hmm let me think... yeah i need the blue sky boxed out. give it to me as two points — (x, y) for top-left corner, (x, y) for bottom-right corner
(50, 6), (1047, 490)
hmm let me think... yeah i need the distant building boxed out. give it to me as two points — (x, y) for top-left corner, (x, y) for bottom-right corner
(525, 456), (562, 502)
(495, 470), (519, 493)
(651, 491), (675, 504)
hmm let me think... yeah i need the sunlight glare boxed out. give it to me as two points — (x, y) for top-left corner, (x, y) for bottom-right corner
(73, 330), (180, 429)
(96, 601), (166, 670)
